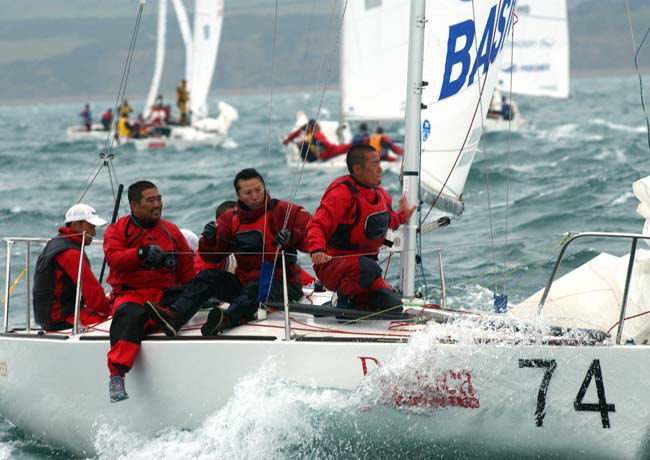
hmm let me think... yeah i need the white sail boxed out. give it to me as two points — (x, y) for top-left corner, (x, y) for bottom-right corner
(188, 0), (224, 120)
(170, 0), (193, 85)
(419, 0), (515, 215)
(498, 0), (570, 99)
(144, 0), (168, 118)
(340, 0), (409, 121)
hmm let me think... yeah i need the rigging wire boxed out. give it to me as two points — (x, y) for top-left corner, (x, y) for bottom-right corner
(74, 1), (145, 206)
(624, 0), (650, 151)
(503, 10), (519, 296)
(468, 0), (502, 294)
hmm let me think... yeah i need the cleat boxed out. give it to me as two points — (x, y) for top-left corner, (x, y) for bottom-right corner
(201, 307), (231, 336)
(144, 301), (181, 337)
(109, 375), (129, 403)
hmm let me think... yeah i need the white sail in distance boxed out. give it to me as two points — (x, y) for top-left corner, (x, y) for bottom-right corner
(144, 0), (168, 118)
(340, 0), (409, 121)
(188, 0), (224, 120)
(419, 0), (515, 215)
(498, 0), (569, 98)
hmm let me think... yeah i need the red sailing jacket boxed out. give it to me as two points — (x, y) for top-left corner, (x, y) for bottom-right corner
(103, 215), (196, 294)
(306, 175), (405, 257)
(199, 194), (311, 285)
(33, 227), (110, 329)
(284, 129), (350, 162)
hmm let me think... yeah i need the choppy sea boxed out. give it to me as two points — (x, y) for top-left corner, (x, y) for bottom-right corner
(0, 74), (649, 458)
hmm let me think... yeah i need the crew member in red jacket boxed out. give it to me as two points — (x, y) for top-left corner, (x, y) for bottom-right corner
(103, 180), (195, 402)
(283, 119), (350, 162)
(33, 203), (110, 331)
(306, 144), (416, 312)
(369, 126), (403, 161)
(145, 168), (311, 337)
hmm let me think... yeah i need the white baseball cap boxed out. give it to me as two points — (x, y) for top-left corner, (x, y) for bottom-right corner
(65, 204), (108, 226)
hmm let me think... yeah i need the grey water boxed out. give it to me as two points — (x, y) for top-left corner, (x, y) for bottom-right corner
(0, 74), (649, 458)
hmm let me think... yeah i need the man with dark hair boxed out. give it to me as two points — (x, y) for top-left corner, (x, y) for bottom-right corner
(368, 126), (403, 160)
(103, 180), (195, 402)
(306, 144), (416, 312)
(144, 168), (311, 337)
(33, 203), (110, 331)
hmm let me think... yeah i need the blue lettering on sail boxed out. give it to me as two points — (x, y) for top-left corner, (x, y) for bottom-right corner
(467, 6), (496, 86)
(439, 20), (475, 100)
(439, 1), (514, 101)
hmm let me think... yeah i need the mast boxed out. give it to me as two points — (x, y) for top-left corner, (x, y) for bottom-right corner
(337, 0), (348, 142)
(399, 0), (426, 298)
(144, 0), (167, 118)
(170, 0), (193, 84)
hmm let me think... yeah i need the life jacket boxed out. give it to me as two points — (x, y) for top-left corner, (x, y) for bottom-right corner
(32, 236), (87, 328)
(327, 179), (391, 255)
(369, 134), (383, 153)
(300, 133), (320, 162)
(232, 200), (297, 281)
(118, 117), (131, 137)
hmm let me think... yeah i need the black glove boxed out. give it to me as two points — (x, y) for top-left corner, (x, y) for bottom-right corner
(273, 229), (292, 247)
(137, 245), (165, 269)
(202, 221), (217, 241)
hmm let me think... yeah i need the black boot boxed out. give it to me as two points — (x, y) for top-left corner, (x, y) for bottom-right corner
(201, 307), (232, 336)
(144, 301), (184, 336)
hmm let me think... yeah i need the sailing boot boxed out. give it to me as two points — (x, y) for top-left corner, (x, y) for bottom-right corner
(109, 375), (129, 403)
(201, 307), (232, 336)
(144, 301), (184, 337)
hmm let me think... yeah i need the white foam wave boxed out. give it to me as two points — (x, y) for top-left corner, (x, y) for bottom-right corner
(0, 443), (11, 460)
(612, 191), (634, 205)
(590, 118), (647, 133)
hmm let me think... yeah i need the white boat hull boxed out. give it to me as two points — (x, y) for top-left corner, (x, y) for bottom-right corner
(483, 113), (526, 133)
(66, 124), (114, 141)
(0, 309), (648, 459)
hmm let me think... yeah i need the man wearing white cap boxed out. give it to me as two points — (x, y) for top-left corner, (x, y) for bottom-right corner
(32, 203), (111, 332)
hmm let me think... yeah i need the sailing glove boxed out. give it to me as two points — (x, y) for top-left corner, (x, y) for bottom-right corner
(137, 245), (165, 269)
(202, 222), (218, 241)
(273, 229), (292, 247)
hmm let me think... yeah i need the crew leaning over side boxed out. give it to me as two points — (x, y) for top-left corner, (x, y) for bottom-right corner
(103, 180), (196, 403)
(144, 168), (312, 337)
(306, 144), (416, 312)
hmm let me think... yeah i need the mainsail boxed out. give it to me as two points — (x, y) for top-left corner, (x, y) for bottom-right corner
(418, 0), (515, 215)
(497, 0), (570, 98)
(188, 0), (224, 120)
(340, 0), (409, 121)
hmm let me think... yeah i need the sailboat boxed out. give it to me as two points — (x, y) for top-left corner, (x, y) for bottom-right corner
(284, 0), (409, 169)
(484, 0), (570, 132)
(131, 0), (238, 150)
(3, 1), (650, 459)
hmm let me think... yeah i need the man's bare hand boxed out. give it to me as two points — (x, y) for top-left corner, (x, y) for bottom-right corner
(311, 252), (332, 265)
(398, 195), (417, 223)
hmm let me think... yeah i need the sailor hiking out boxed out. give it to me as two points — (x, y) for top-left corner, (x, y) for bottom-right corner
(145, 168), (312, 337)
(283, 119), (351, 162)
(306, 144), (416, 312)
(103, 181), (196, 402)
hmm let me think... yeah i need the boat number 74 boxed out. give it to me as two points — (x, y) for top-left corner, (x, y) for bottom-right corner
(518, 359), (615, 428)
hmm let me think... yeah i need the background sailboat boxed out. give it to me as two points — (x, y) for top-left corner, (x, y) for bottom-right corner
(133, 0), (238, 150)
(285, 0), (409, 169)
(485, 0), (570, 131)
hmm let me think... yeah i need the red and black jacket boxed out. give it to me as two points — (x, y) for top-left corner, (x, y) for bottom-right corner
(103, 215), (196, 294)
(199, 194), (311, 285)
(33, 227), (110, 330)
(306, 175), (405, 257)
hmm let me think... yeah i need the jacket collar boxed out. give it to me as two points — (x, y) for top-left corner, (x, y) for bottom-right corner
(58, 226), (83, 246)
(236, 192), (272, 224)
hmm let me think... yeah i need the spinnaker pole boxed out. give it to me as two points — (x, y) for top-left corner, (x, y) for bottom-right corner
(399, 0), (426, 298)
